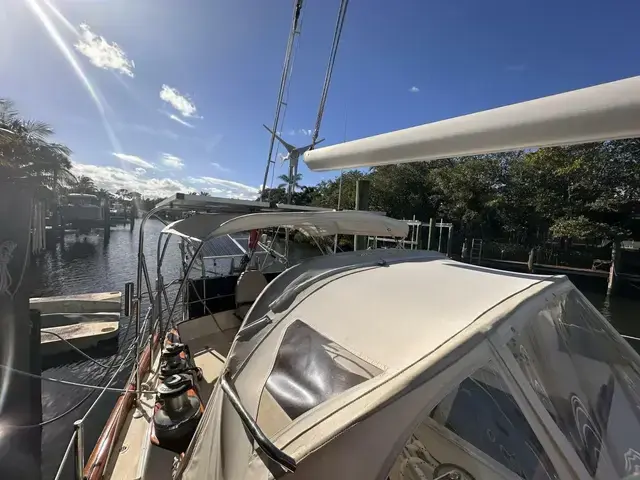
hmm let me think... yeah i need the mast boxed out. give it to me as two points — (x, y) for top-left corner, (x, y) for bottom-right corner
(261, 0), (305, 201)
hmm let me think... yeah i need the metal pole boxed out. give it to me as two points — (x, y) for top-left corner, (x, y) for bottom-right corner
(427, 218), (434, 250)
(438, 218), (443, 253)
(333, 169), (344, 253)
(73, 420), (84, 480)
(354, 179), (370, 251)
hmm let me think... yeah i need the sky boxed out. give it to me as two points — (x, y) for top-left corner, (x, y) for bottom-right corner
(1, 0), (639, 199)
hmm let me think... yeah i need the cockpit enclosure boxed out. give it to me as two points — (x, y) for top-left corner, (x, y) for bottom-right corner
(178, 250), (640, 480)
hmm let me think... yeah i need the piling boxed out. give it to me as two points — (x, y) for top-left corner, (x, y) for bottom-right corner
(354, 179), (370, 251)
(607, 240), (621, 296)
(461, 238), (469, 262)
(528, 248), (535, 273)
(427, 218), (435, 250)
(29, 309), (43, 477)
(0, 182), (41, 479)
(103, 201), (111, 244)
(446, 225), (454, 258)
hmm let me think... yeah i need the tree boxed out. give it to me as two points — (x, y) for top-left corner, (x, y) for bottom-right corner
(277, 172), (303, 190)
(75, 175), (96, 194)
(200, 191), (211, 196)
(0, 98), (74, 195)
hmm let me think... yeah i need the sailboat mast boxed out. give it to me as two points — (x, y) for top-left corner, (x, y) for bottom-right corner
(261, 0), (305, 201)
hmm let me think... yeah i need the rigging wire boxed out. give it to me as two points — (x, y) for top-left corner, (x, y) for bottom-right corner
(261, 0), (305, 201)
(310, 0), (350, 149)
(0, 357), (157, 395)
(269, 9), (305, 192)
(4, 313), (139, 429)
(39, 330), (111, 369)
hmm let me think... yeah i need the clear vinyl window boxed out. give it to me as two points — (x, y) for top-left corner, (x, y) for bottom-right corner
(507, 289), (640, 478)
(388, 362), (558, 480)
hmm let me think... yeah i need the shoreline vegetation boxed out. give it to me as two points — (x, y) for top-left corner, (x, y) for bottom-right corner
(2, 98), (639, 268)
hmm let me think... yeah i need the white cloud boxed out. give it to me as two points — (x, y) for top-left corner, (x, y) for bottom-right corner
(211, 162), (231, 173)
(162, 153), (184, 169)
(160, 84), (199, 118)
(112, 152), (154, 169)
(409, 86), (420, 93)
(187, 176), (259, 200)
(168, 114), (195, 128)
(298, 129), (313, 136)
(71, 162), (258, 199)
(74, 24), (134, 77)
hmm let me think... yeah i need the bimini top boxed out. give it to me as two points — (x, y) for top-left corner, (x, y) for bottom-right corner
(304, 75), (640, 171)
(161, 210), (409, 242)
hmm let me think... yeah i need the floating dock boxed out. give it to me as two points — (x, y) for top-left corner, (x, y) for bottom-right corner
(41, 321), (120, 355)
(30, 291), (122, 355)
(40, 312), (120, 328)
(30, 291), (121, 315)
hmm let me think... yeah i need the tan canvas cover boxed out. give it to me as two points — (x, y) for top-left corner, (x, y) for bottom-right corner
(179, 250), (563, 479)
(162, 211), (409, 242)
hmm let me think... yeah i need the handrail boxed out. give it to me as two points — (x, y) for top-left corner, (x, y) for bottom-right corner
(220, 369), (297, 473)
(50, 305), (153, 480)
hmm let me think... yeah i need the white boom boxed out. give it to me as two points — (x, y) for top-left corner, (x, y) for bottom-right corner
(303, 75), (640, 172)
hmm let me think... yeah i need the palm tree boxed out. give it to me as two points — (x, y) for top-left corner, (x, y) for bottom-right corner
(0, 98), (74, 196)
(75, 175), (96, 194)
(277, 173), (303, 190)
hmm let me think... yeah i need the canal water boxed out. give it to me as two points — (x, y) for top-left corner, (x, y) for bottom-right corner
(27, 219), (639, 479)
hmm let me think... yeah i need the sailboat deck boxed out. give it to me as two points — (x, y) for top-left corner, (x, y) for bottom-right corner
(105, 311), (239, 479)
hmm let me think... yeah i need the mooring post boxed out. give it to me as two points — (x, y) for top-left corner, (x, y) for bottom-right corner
(461, 238), (469, 262)
(607, 239), (621, 296)
(446, 225), (454, 258)
(130, 203), (137, 233)
(29, 309), (43, 478)
(528, 248), (535, 273)
(103, 200), (111, 244)
(427, 218), (435, 250)
(354, 179), (370, 251)
(0, 182), (41, 479)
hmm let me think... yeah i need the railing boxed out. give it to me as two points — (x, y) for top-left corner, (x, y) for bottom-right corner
(51, 241), (280, 479)
(52, 301), (154, 480)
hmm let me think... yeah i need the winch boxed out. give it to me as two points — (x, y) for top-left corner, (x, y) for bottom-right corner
(151, 373), (204, 453)
(159, 342), (203, 381)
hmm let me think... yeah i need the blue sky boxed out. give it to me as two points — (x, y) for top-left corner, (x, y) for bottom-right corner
(1, 0), (639, 199)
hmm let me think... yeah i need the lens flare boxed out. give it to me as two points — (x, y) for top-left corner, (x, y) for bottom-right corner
(24, 0), (122, 152)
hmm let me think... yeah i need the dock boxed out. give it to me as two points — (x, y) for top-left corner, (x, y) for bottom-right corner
(30, 291), (122, 355)
(30, 291), (121, 315)
(480, 258), (640, 283)
(41, 321), (120, 355)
